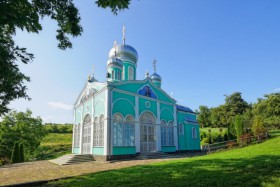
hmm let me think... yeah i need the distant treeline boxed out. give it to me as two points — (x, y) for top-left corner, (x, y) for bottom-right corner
(196, 92), (280, 130)
(44, 123), (73, 133)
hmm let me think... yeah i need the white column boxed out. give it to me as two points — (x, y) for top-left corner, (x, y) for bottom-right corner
(72, 109), (76, 153)
(79, 105), (84, 154)
(173, 105), (178, 150)
(90, 98), (94, 154)
(156, 102), (161, 152)
(104, 88), (110, 156)
(135, 96), (140, 153)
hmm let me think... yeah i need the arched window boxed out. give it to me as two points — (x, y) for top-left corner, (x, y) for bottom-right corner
(128, 66), (134, 80)
(74, 123), (80, 147)
(161, 120), (174, 146)
(124, 115), (135, 146)
(192, 127), (197, 139)
(93, 117), (98, 146)
(117, 71), (121, 80)
(179, 123), (184, 135)
(112, 70), (115, 79)
(140, 112), (156, 124)
(99, 115), (104, 146)
(113, 114), (123, 146)
(168, 121), (174, 145)
(161, 120), (167, 146)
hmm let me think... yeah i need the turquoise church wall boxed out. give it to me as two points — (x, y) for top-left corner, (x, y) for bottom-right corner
(94, 91), (105, 117)
(113, 147), (136, 155)
(177, 111), (200, 151)
(185, 124), (200, 150)
(139, 97), (157, 117)
(73, 148), (80, 154)
(123, 62), (136, 80)
(112, 91), (135, 117)
(93, 147), (104, 155)
(161, 146), (176, 153)
(160, 103), (174, 121)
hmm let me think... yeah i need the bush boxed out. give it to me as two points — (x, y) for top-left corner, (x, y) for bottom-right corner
(11, 142), (20, 164)
(224, 133), (229, 141)
(201, 137), (209, 144)
(240, 133), (251, 146)
(252, 117), (267, 141)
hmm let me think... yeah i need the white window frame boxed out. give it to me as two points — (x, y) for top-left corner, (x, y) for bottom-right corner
(179, 122), (184, 135)
(192, 127), (197, 139)
(128, 66), (134, 80)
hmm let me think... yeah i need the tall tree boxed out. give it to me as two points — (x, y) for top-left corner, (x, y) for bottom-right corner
(253, 93), (280, 129)
(0, 0), (131, 116)
(224, 92), (249, 125)
(197, 105), (212, 127)
(0, 109), (47, 161)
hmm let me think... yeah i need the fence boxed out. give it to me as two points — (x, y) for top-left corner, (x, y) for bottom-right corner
(201, 133), (269, 153)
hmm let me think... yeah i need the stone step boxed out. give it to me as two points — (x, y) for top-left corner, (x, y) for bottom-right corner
(50, 154), (95, 165)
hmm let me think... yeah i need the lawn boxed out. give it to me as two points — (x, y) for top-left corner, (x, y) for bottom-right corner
(48, 135), (280, 187)
(36, 133), (72, 160)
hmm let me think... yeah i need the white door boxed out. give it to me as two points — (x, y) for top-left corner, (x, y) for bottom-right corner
(140, 112), (156, 153)
(82, 115), (91, 154)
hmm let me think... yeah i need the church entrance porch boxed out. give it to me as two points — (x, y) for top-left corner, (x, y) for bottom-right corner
(139, 112), (157, 153)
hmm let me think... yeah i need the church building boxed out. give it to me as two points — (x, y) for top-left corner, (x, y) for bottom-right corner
(72, 27), (200, 160)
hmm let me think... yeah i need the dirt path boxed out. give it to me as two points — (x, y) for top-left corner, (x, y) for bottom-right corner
(0, 157), (184, 186)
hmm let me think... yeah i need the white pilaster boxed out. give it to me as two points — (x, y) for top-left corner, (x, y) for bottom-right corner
(135, 96), (140, 153)
(104, 88), (110, 155)
(72, 109), (75, 153)
(90, 98), (94, 154)
(173, 105), (178, 150)
(79, 105), (84, 154)
(156, 102), (161, 151)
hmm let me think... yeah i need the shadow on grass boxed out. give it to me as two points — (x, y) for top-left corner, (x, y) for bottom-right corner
(47, 154), (280, 187)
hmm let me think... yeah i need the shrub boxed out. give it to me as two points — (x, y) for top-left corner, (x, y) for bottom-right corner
(240, 133), (251, 146)
(252, 116), (267, 141)
(11, 142), (20, 164)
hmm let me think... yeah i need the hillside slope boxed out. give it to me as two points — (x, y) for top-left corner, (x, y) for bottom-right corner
(49, 136), (280, 187)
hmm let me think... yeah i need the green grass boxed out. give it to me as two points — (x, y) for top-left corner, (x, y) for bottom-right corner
(41, 133), (72, 146)
(48, 136), (280, 187)
(36, 133), (72, 160)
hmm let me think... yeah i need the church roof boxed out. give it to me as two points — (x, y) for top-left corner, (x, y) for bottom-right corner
(176, 104), (195, 113)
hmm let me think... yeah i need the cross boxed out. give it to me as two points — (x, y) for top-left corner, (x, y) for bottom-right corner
(153, 59), (157, 72)
(122, 25), (126, 44)
(114, 40), (117, 56)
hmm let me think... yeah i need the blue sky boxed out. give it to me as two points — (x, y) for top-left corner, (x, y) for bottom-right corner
(10, 0), (280, 123)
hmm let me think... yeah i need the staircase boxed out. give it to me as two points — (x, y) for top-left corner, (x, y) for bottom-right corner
(49, 154), (95, 165)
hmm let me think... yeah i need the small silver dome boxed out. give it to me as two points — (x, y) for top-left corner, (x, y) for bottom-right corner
(107, 57), (123, 68)
(109, 44), (138, 63)
(150, 73), (161, 82)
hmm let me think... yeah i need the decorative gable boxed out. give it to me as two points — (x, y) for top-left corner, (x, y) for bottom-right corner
(137, 84), (158, 99)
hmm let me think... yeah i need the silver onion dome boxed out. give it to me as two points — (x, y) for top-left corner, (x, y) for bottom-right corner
(109, 44), (138, 63)
(150, 72), (161, 82)
(107, 57), (123, 68)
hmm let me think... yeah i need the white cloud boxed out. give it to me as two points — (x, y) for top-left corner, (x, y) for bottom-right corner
(274, 88), (280, 92)
(48, 101), (73, 110)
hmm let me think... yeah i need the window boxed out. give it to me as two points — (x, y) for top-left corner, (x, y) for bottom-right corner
(99, 115), (104, 146)
(113, 114), (135, 146)
(161, 120), (174, 146)
(74, 124), (80, 147)
(179, 123), (184, 135)
(112, 70), (115, 79)
(93, 117), (98, 146)
(117, 71), (121, 80)
(192, 127), (197, 139)
(128, 66), (134, 80)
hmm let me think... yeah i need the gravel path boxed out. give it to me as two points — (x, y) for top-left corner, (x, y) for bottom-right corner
(0, 157), (186, 186)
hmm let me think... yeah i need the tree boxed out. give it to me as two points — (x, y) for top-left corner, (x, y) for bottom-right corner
(253, 93), (280, 130)
(11, 142), (20, 163)
(252, 116), (267, 140)
(0, 109), (47, 161)
(197, 105), (212, 127)
(224, 92), (249, 125)
(0, 0), (131, 116)
(210, 105), (227, 128)
(234, 115), (244, 143)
